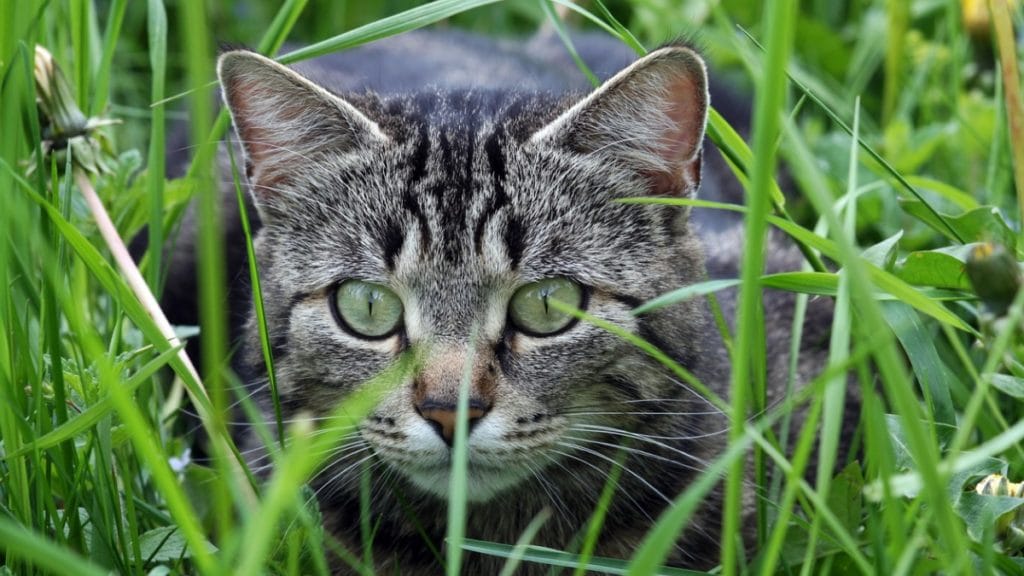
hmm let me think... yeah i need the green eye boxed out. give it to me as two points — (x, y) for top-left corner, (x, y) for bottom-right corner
(508, 278), (584, 336)
(332, 280), (404, 339)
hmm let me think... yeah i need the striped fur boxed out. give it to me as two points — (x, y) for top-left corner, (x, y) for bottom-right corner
(204, 32), (832, 574)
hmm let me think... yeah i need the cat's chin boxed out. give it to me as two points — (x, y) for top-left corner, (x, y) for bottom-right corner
(401, 464), (530, 503)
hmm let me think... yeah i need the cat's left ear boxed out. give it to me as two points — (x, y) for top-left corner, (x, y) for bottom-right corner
(217, 50), (388, 193)
(531, 45), (708, 197)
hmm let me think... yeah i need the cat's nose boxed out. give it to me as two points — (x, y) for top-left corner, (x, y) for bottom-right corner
(415, 400), (489, 446)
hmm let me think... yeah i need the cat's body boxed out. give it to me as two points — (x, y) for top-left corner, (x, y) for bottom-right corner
(161, 29), (841, 574)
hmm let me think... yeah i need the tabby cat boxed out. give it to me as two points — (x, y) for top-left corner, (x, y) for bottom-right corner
(163, 29), (839, 574)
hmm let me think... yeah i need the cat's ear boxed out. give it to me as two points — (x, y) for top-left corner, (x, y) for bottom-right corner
(217, 50), (387, 189)
(532, 46), (708, 197)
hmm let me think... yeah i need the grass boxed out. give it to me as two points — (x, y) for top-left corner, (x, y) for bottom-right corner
(2, 0), (1024, 574)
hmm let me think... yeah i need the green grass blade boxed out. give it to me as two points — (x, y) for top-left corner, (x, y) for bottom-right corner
(4, 344), (182, 458)
(446, 338), (476, 576)
(146, 0), (167, 293)
(626, 432), (755, 576)
(279, 0), (504, 64)
(497, 509), (552, 576)
(736, 27), (966, 245)
(0, 516), (109, 576)
(547, 299), (726, 412)
(724, 2), (798, 570)
(572, 448), (627, 576)
(257, 0), (309, 56)
(227, 144), (283, 447)
(632, 278), (741, 315)
(91, 0), (127, 115)
(540, 0), (598, 87)
(465, 539), (706, 576)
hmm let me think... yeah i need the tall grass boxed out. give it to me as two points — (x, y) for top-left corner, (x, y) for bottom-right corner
(2, 1), (1023, 575)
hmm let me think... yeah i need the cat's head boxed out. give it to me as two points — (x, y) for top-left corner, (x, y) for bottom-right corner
(218, 42), (712, 502)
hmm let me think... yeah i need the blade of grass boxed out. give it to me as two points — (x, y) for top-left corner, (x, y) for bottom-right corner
(91, 0), (127, 116)
(466, 539), (706, 576)
(278, 0), (503, 64)
(626, 431), (755, 576)
(572, 447), (627, 576)
(146, 0), (166, 293)
(882, 0), (909, 124)
(989, 0), (1024, 227)
(619, 197), (976, 333)
(446, 335), (476, 576)
(540, 0), (598, 87)
(497, 509), (552, 576)
(547, 299), (726, 413)
(233, 355), (414, 575)
(800, 98), (860, 575)
(180, 0), (238, 546)
(725, 4), (796, 570)
(4, 344), (183, 457)
(257, 0), (309, 56)
(0, 517), (109, 576)
(738, 26), (966, 245)
(632, 278), (741, 315)
(227, 144), (283, 447)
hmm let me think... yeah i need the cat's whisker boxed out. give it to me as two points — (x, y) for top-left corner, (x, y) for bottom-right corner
(544, 448), (656, 525)
(571, 421), (733, 442)
(652, 373), (727, 415)
(561, 409), (725, 417)
(555, 441), (673, 506)
(521, 460), (573, 523)
(561, 433), (707, 475)
(247, 433), (366, 470)
(565, 398), (722, 413)
(314, 453), (385, 503)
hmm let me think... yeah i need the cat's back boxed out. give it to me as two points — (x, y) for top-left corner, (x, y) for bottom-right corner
(288, 28), (635, 94)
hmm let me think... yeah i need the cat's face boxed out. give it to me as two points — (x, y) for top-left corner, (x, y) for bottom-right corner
(219, 45), (710, 502)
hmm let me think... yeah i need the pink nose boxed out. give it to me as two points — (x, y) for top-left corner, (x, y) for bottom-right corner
(416, 403), (488, 446)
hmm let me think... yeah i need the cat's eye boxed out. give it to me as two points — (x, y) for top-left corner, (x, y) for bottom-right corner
(332, 280), (404, 339)
(508, 278), (584, 337)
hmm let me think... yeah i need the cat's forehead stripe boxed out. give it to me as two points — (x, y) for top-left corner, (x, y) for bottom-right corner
(387, 95), (529, 270)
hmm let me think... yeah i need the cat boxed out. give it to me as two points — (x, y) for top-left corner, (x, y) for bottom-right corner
(160, 28), (845, 574)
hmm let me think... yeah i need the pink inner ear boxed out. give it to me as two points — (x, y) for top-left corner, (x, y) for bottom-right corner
(646, 73), (705, 197)
(227, 77), (275, 168)
(659, 73), (705, 166)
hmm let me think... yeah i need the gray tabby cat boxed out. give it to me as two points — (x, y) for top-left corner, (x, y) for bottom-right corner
(168, 29), (838, 574)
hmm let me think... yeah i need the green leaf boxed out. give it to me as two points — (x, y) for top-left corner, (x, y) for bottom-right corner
(139, 526), (217, 563)
(903, 175), (980, 211)
(990, 374), (1024, 399)
(901, 201), (1017, 247)
(862, 231), (903, 269)
(881, 301), (957, 430)
(895, 244), (978, 290)
(761, 271), (839, 295)
(828, 461), (865, 534)
(955, 492), (1024, 544)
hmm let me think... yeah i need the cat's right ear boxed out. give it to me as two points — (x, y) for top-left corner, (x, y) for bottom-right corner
(217, 50), (387, 192)
(531, 45), (708, 198)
